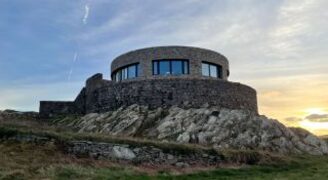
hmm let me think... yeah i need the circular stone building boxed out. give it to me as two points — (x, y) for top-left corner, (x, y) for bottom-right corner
(40, 46), (258, 117)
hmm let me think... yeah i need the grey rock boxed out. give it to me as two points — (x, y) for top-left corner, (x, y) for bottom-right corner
(175, 162), (190, 168)
(112, 146), (136, 160)
(53, 105), (328, 155)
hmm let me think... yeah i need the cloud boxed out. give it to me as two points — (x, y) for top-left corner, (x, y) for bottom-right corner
(305, 114), (328, 122)
(82, 4), (89, 25)
(68, 52), (78, 81)
(73, 52), (78, 62)
(284, 117), (302, 122)
(68, 69), (73, 81)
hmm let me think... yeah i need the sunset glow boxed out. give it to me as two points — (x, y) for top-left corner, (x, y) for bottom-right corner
(0, 0), (327, 136)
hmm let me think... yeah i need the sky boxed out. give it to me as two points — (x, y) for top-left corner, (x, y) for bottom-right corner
(0, 0), (327, 135)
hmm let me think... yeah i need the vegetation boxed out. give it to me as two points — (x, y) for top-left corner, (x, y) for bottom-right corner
(1, 116), (328, 179)
(0, 142), (328, 179)
(0, 125), (284, 166)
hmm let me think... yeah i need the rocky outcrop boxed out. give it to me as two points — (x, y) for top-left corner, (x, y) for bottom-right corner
(0, 131), (267, 167)
(0, 110), (38, 120)
(54, 105), (328, 155)
(65, 141), (223, 166)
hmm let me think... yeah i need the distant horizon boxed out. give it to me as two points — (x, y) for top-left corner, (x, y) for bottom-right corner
(1, 0), (327, 135)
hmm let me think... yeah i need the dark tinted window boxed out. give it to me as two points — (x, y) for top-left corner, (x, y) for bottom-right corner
(153, 61), (158, 75)
(113, 63), (139, 81)
(159, 61), (170, 75)
(153, 60), (189, 75)
(202, 63), (209, 76)
(128, 65), (137, 78)
(202, 62), (222, 79)
(210, 65), (217, 77)
(171, 61), (183, 75)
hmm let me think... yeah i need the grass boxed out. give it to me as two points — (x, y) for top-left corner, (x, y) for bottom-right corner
(1, 117), (328, 179)
(0, 142), (328, 179)
(0, 125), (288, 167)
(0, 125), (216, 155)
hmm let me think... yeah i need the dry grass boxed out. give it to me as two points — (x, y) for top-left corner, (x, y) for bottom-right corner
(1, 115), (328, 179)
(1, 142), (328, 179)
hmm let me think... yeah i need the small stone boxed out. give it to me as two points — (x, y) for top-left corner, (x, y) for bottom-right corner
(175, 162), (190, 168)
(167, 154), (174, 160)
(133, 148), (142, 153)
(112, 146), (136, 160)
(202, 153), (209, 158)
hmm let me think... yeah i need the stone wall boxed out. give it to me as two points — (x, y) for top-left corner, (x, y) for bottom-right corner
(39, 88), (86, 118)
(85, 76), (258, 114)
(40, 73), (258, 117)
(111, 46), (230, 80)
(39, 101), (76, 117)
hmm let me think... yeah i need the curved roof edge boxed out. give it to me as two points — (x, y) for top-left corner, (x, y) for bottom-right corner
(111, 45), (229, 64)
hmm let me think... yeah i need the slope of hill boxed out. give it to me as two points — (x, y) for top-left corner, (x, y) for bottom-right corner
(51, 105), (328, 155)
(1, 107), (328, 179)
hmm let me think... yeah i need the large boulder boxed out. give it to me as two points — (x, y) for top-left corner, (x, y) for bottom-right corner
(54, 105), (328, 155)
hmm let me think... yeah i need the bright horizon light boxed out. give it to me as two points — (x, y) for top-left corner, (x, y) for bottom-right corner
(0, 0), (327, 136)
(305, 108), (327, 115)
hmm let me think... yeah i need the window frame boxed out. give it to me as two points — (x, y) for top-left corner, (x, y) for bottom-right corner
(112, 63), (139, 82)
(201, 61), (222, 79)
(152, 59), (189, 75)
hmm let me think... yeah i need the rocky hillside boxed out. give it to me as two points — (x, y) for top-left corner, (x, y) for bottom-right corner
(53, 105), (328, 155)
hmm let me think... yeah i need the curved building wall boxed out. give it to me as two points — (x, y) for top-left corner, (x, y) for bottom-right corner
(111, 46), (230, 80)
(85, 77), (258, 114)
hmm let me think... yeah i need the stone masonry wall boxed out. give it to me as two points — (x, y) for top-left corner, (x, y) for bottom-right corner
(39, 88), (86, 118)
(111, 46), (230, 80)
(40, 74), (258, 117)
(39, 101), (76, 117)
(85, 77), (258, 114)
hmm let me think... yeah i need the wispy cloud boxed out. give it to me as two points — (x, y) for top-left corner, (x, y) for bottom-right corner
(68, 52), (78, 81)
(1, 0), (328, 134)
(305, 114), (328, 122)
(73, 52), (78, 62)
(67, 69), (73, 81)
(82, 4), (90, 25)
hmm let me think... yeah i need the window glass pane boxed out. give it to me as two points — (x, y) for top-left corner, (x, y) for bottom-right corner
(153, 61), (158, 75)
(136, 64), (139, 77)
(210, 65), (218, 77)
(116, 71), (121, 81)
(217, 66), (222, 78)
(122, 69), (125, 80)
(159, 61), (170, 75)
(128, 65), (136, 78)
(125, 68), (128, 79)
(202, 63), (209, 76)
(183, 61), (188, 74)
(171, 61), (183, 74)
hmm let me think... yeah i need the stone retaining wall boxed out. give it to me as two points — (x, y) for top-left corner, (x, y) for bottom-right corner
(86, 77), (258, 114)
(40, 74), (258, 117)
